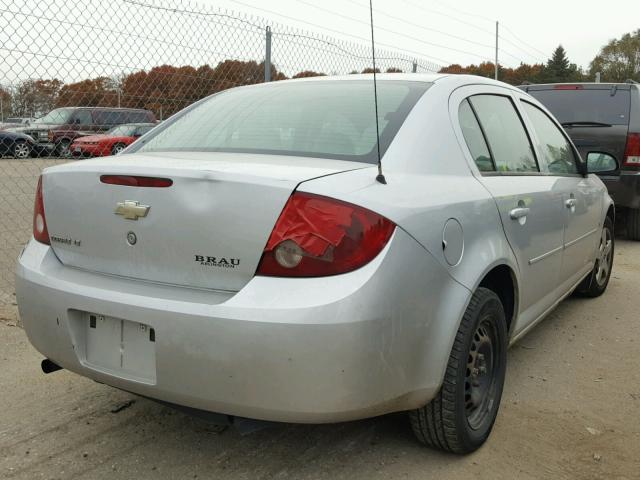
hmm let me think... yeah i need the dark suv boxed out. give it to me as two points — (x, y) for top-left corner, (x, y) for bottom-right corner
(19, 107), (156, 157)
(520, 82), (640, 239)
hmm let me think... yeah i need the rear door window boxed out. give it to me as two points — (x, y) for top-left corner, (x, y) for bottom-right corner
(458, 99), (494, 172)
(72, 110), (92, 126)
(521, 101), (579, 175)
(527, 88), (630, 126)
(469, 95), (538, 173)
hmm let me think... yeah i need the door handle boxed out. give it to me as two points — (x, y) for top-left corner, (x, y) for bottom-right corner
(509, 207), (530, 220)
(565, 198), (577, 208)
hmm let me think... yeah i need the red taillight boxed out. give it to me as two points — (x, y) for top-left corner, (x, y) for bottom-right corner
(100, 175), (173, 187)
(256, 192), (395, 277)
(623, 133), (640, 169)
(553, 84), (584, 90)
(33, 176), (50, 245)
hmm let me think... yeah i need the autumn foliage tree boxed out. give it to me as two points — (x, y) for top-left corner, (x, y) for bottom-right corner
(56, 77), (120, 108)
(12, 79), (63, 117)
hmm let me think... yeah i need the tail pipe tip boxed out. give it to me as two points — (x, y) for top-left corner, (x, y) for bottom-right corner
(41, 358), (63, 374)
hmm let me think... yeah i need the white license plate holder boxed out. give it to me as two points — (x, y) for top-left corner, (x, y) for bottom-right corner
(82, 313), (156, 384)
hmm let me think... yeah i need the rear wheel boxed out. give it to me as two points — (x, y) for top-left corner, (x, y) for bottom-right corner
(627, 208), (640, 241)
(12, 140), (31, 159)
(409, 287), (507, 454)
(111, 143), (126, 155)
(55, 139), (71, 158)
(576, 216), (614, 297)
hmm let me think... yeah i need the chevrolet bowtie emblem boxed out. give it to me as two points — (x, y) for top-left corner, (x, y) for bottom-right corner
(115, 200), (150, 220)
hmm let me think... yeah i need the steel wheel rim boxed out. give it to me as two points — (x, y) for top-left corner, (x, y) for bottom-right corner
(113, 145), (124, 154)
(58, 142), (70, 157)
(595, 226), (612, 287)
(14, 142), (29, 158)
(465, 316), (499, 430)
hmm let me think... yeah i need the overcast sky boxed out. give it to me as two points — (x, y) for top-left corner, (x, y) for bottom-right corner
(1, 0), (637, 87)
(199, 0), (638, 71)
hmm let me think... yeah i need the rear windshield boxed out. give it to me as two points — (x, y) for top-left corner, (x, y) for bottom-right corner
(527, 88), (630, 126)
(132, 80), (430, 163)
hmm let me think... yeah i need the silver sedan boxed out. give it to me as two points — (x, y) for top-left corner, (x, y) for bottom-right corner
(16, 74), (615, 454)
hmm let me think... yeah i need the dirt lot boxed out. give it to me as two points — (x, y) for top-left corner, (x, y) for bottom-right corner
(0, 238), (639, 479)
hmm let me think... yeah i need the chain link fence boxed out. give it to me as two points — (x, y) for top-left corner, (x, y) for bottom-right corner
(0, 0), (441, 304)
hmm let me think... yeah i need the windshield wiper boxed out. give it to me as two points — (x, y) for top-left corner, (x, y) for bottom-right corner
(561, 121), (613, 127)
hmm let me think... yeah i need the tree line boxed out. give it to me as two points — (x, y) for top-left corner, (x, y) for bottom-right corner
(1, 30), (637, 121)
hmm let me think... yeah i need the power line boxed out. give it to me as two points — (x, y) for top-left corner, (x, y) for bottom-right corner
(398, 0), (495, 37)
(501, 24), (549, 58)
(348, 0), (532, 66)
(399, 0), (546, 64)
(294, 0), (495, 63)
(429, 1), (495, 23)
(344, 0), (495, 50)
(227, 0), (452, 65)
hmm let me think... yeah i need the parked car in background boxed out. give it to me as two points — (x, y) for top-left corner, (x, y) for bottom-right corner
(0, 130), (37, 158)
(17, 74), (614, 454)
(71, 123), (156, 157)
(520, 82), (640, 239)
(0, 117), (34, 130)
(12, 107), (156, 157)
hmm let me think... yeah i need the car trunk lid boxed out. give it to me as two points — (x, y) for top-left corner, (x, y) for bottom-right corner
(42, 152), (366, 291)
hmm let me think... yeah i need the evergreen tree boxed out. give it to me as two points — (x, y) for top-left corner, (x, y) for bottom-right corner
(541, 45), (584, 83)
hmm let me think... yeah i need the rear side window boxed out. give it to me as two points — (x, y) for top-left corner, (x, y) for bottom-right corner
(527, 88), (630, 126)
(469, 95), (538, 173)
(521, 101), (579, 175)
(72, 110), (92, 125)
(458, 99), (494, 172)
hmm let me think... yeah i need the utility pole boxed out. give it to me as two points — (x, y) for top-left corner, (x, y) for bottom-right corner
(495, 21), (499, 80)
(595, 72), (601, 83)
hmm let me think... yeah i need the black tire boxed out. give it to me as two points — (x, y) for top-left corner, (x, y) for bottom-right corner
(55, 139), (71, 158)
(12, 140), (31, 159)
(576, 216), (614, 297)
(111, 143), (126, 155)
(627, 209), (640, 241)
(409, 287), (507, 454)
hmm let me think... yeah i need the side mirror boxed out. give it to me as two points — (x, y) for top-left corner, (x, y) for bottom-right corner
(586, 152), (618, 174)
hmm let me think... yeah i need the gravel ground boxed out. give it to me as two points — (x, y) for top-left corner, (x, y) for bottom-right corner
(1, 239), (639, 479)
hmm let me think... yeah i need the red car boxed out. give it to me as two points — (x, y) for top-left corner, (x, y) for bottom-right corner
(71, 123), (156, 157)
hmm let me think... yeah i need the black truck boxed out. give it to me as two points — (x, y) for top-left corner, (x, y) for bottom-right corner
(520, 82), (640, 239)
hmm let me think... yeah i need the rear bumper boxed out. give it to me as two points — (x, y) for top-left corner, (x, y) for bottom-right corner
(15, 230), (471, 423)
(602, 171), (640, 210)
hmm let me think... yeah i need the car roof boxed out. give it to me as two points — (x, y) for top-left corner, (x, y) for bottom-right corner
(520, 82), (635, 91)
(237, 72), (522, 94)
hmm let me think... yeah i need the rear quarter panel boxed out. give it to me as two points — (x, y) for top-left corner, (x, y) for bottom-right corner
(299, 77), (519, 333)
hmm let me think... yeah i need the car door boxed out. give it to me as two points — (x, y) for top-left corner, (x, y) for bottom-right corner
(519, 99), (603, 288)
(455, 88), (566, 333)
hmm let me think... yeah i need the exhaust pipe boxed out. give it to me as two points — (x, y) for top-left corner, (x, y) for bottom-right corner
(41, 358), (62, 374)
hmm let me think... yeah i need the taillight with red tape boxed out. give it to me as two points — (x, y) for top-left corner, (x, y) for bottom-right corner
(256, 192), (395, 277)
